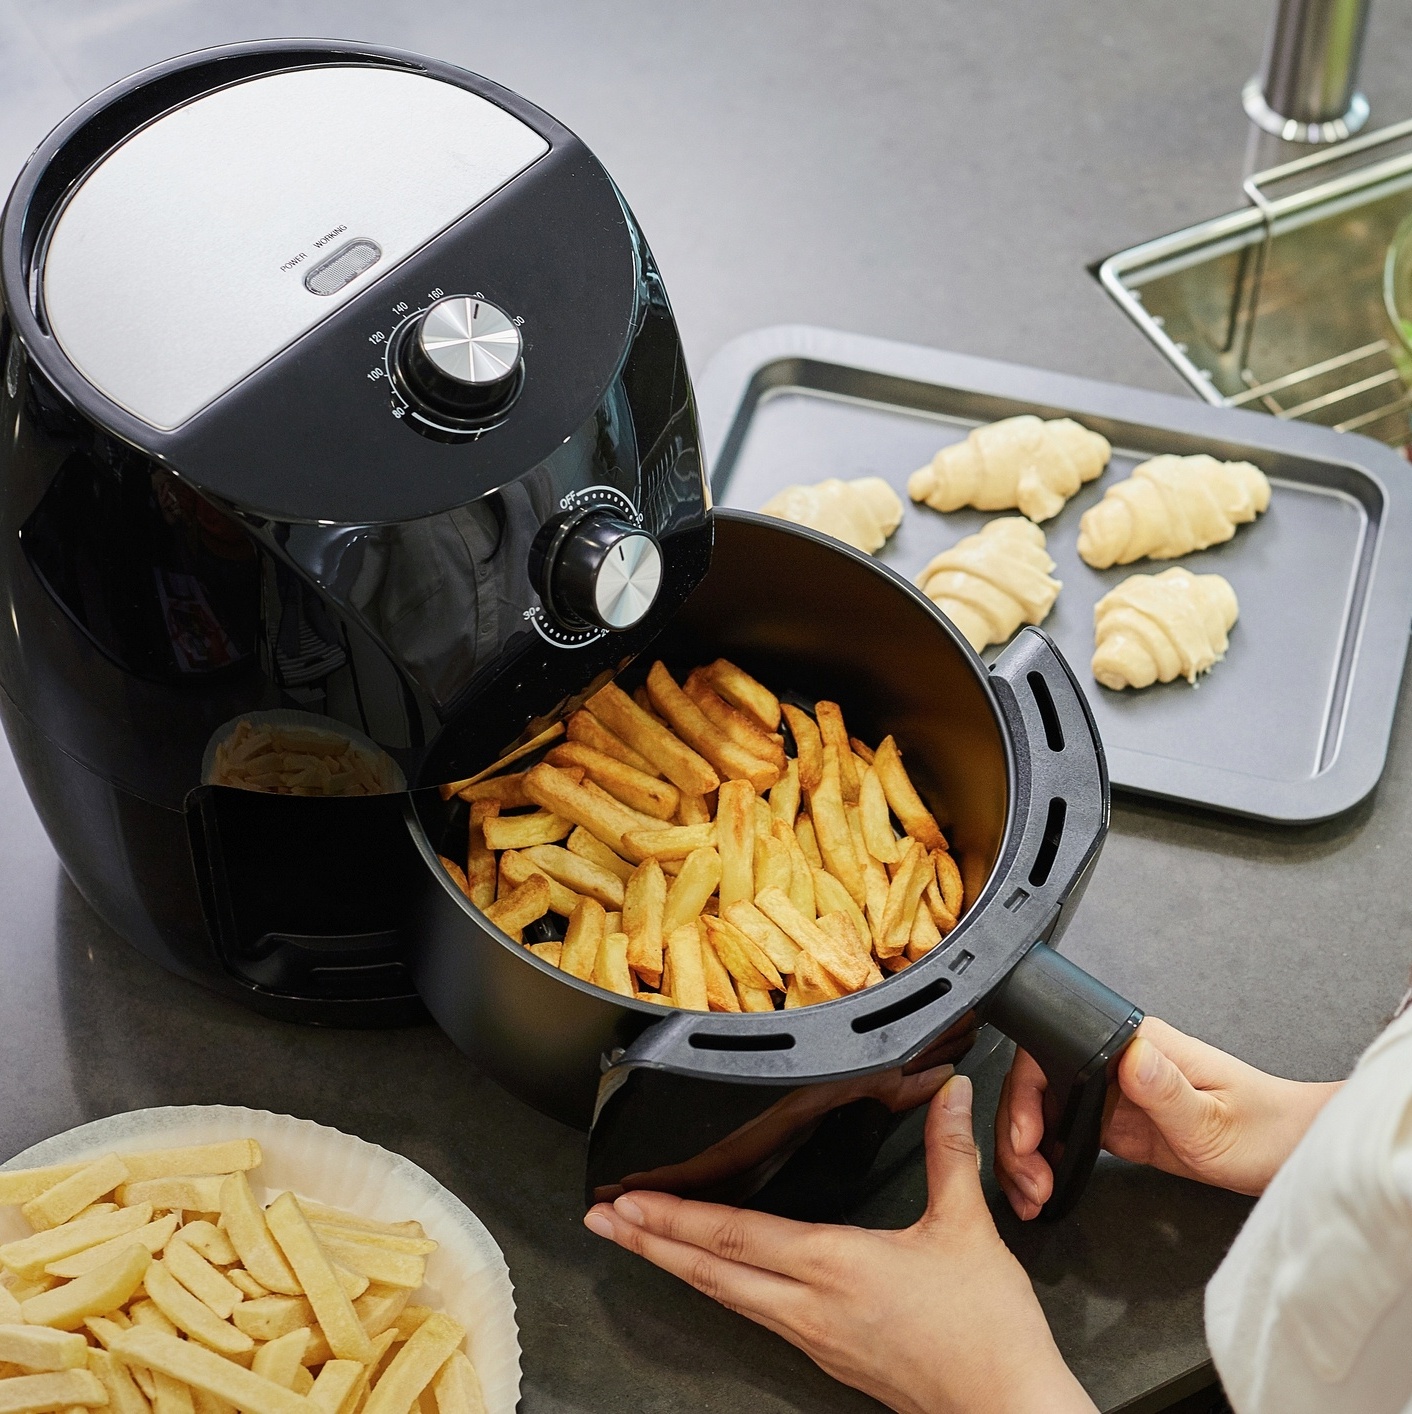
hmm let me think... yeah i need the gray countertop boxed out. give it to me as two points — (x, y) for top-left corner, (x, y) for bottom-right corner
(4, 1), (1412, 1409)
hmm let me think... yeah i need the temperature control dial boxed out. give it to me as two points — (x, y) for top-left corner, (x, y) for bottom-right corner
(535, 513), (663, 632)
(394, 295), (522, 424)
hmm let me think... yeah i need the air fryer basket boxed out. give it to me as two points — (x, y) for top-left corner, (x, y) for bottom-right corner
(407, 512), (1141, 1219)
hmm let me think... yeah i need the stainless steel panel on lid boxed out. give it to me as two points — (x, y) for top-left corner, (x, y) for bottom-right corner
(698, 326), (1412, 824)
(41, 66), (549, 430)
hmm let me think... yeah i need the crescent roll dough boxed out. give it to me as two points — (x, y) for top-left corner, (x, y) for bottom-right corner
(1092, 568), (1239, 690)
(908, 416), (1111, 523)
(914, 517), (1061, 652)
(758, 476), (904, 553)
(1077, 454), (1270, 569)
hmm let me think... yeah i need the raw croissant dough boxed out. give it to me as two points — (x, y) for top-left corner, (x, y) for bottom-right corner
(1092, 567), (1239, 690)
(1077, 454), (1270, 569)
(914, 517), (1061, 652)
(908, 415), (1111, 523)
(758, 476), (904, 553)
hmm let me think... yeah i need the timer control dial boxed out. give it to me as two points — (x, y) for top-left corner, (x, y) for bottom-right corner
(535, 513), (663, 632)
(395, 295), (522, 423)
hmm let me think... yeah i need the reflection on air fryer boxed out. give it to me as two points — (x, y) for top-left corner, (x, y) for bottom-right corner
(204, 710), (405, 796)
(435, 656), (967, 1013)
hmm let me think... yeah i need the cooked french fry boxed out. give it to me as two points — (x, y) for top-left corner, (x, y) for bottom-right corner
(231, 1297), (313, 1344)
(546, 743), (679, 820)
(107, 1329), (313, 1414)
(581, 780), (660, 832)
(703, 659), (781, 732)
(622, 860), (666, 989)
(0, 1370), (107, 1413)
(794, 815), (823, 869)
(251, 1329), (309, 1390)
(768, 759), (800, 828)
(140, 1260), (248, 1356)
(702, 916), (782, 992)
(480, 811), (571, 851)
(437, 858), (471, 897)
(161, 1240), (241, 1322)
(754, 888), (868, 991)
(522, 764), (645, 859)
(664, 924), (709, 1011)
(779, 705), (823, 795)
(683, 671), (787, 769)
(784, 952), (845, 1008)
(817, 913), (881, 986)
(873, 736), (947, 852)
(524, 941), (563, 968)
(362, 1313), (464, 1414)
(1, 1206), (154, 1282)
(645, 663), (779, 794)
(22, 1246), (151, 1331)
(722, 900), (799, 975)
(22, 1157), (129, 1234)
(431, 1350), (486, 1414)
(453, 773), (529, 809)
(224, 1271), (267, 1301)
(674, 792), (711, 826)
(518, 845), (624, 909)
(0, 1327), (88, 1371)
(264, 1195), (372, 1364)
(559, 898), (607, 982)
(752, 833), (792, 898)
(858, 766), (902, 865)
(850, 737), (876, 765)
(814, 703), (860, 805)
(769, 819), (816, 918)
(566, 827), (634, 883)
(735, 981), (776, 1012)
(715, 780), (756, 912)
(812, 869), (870, 955)
(497, 854), (578, 918)
(622, 823), (716, 860)
(44, 1216), (177, 1281)
(116, 1179), (224, 1214)
(932, 850), (964, 917)
(482, 876), (551, 935)
(923, 873), (958, 933)
(585, 683), (719, 795)
(700, 926), (742, 1011)
(352, 1287), (410, 1341)
(565, 710), (660, 777)
(907, 903), (942, 959)
(809, 745), (865, 907)
(219, 1175), (299, 1298)
(167, 1223), (234, 1270)
(878, 841), (931, 958)
(465, 801), (498, 910)
(861, 848), (891, 948)
(307, 1363), (361, 1414)
(661, 848), (722, 936)
(87, 1347), (150, 1414)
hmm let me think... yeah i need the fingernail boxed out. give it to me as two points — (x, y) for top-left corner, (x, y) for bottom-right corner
(1018, 1172), (1041, 1204)
(613, 1196), (645, 1226)
(1134, 1038), (1160, 1086)
(583, 1210), (614, 1239)
(1009, 1121), (1022, 1153)
(942, 1073), (973, 1115)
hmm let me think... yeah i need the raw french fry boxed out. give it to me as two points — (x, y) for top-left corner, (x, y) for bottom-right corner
(665, 924), (709, 1011)
(795, 815), (823, 869)
(814, 703), (860, 805)
(0, 1292), (17, 1326)
(87, 1348), (149, 1414)
(22, 1246), (151, 1331)
(140, 1260), (248, 1356)
(151, 1369), (193, 1414)
(231, 1297), (314, 1344)
(251, 1329), (309, 1390)
(0, 1327), (88, 1371)
(622, 860), (666, 989)
(812, 869), (870, 955)
(22, 1157), (129, 1233)
(661, 848), (722, 937)
(524, 941), (563, 967)
(479, 811), (571, 851)
(753, 833), (792, 898)
(167, 1223), (235, 1269)
(307, 1363), (361, 1414)
(465, 801), (498, 911)
(810, 745), (866, 907)
(44, 1217), (178, 1281)
(437, 858), (471, 897)
(682, 671), (786, 769)
(722, 900), (799, 975)
(107, 1329), (314, 1414)
(674, 793), (711, 826)
(454, 773), (529, 809)
(522, 764), (645, 859)
(518, 845), (624, 909)
(932, 850), (964, 917)
(353, 1287), (410, 1340)
(878, 841), (932, 958)
(754, 887), (868, 991)
(431, 1351), (487, 1414)
(702, 916), (782, 992)
(703, 659), (781, 732)
(218, 1176), (299, 1298)
(715, 780), (756, 912)
(1, 1207), (154, 1282)
(72, 1204), (118, 1222)
(128, 1302), (175, 1337)
(116, 1179), (224, 1214)
(565, 710), (660, 777)
(497, 854), (578, 918)
(189, 1389), (233, 1414)
(850, 737), (876, 765)
(858, 766), (902, 865)
(585, 683), (719, 796)
(622, 823), (716, 860)
(907, 903), (942, 959)
(224, 1271), (267, 1301)
(785, 952), (845, 1008)
(645, 663), (779, 793)
(780, 705), (823, 794)
(0, 1370), (107, 1413)
(482, 876), (550, 936)
(873, 736), (947, 852)
(700, 927), (742, 1011)
(817, 912), (881, 986)
(559, 899), (607, 982)
(291, 1205), (423, 1240)
(0, 1170), (89, 1207)
(161, 1240), (242, 1322)
(545, 743), (679, 820)
(566, 828), (634, 883)
(768, 759), (800, 828)
(362, 1313), (465, 1414)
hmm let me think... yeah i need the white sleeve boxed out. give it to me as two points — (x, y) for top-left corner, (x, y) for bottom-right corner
(1206, 1007), (1412, 1413)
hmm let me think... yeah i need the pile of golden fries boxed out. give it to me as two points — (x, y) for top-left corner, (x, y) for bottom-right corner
(0, 1141), (486, 1414)
(209, 723), (400, 797)
(436, 659), (964, 1011)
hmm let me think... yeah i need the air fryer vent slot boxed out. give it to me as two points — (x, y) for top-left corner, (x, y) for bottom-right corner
(851, 978), (951, 1034)
(689, 1032), (796, 1052)
(1027, 671), (1065, 751)
(1028, 797), (1068, 888)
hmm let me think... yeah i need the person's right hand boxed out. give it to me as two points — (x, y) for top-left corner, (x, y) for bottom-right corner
(995, 1017), (1342, 1220)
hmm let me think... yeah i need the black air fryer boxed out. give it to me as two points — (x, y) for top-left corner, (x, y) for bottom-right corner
(0, 40), (1142, 1220)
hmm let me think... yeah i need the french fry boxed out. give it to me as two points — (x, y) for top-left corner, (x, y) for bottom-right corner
(735, 981), (776, 1013)
(566, 828), (634, 883)
(431, 1351), (486, 1414)
(22, 1246), (151, 1331)
(878, 841), (931, 958)
(565, 710), (660, 777)
(682, 672), (786, 769)
(263, 1196), (372, 1364)
(190, 1387), (234, 1414)
(674, 793), (711, 826)
(768, 759), (800, 828)
(923, 874), (958, 933)
(116, 1179), (224, 1213)
(353, 1287), (410, 1340)
(218, 1176), (299, 1298)
(307, 1363), (361, 1414)
(585, 683), (719, 795)
(465, 802), (498, 910)
(87, 1348), (150, 1414)
(231, 1298), (313, 1344)
(291, 1205), (423, 1241)
(645, 664), (779, 794)
(715, 780), (756, 912)
(858, 766), (902, 865)
(779, 705), (823, 794)
(22, 1157), (129, 1233)
(1, 1206), (154, 1282)
(850, 737), (876, 765)
(702, 916), (782, 992)
(770, 819), (816, 918)
(784, 952), (845, 1008)
(0, 1327), (88, 1371)
(482, 877), (550, 936)
(0, 1291), (17, 1326)
(622, 860), (666, 989)
(809, 745), (866, 907)
(703, 660), (781, 732)
(794, 815), (823, 869)
(251, 1329), (309, 1390)
(480, 811), (571, 851)
(522, 764), (645, 859)
(814, 703), (860, 805)
(722, 901), (799, 975)
(622, 823), (716, 860)
(169, 1223), (234, 1269)
(0, 1370), (107, 1413)
(140, 1260), (248, 1356)
(873, 737), (947, 852)
(0, 1170), (89, 1208)
(107, 1329), (314, 1414)
(932, 850), (964, 917)
(907, 903), (942, 959)
(453, 773), (529, 809)
(559, 899), (607, 982)
(700, 927), (742, 1011)
(225, 1271), (267, 1301)
(73, 1203), (118, 1222)
(518, 846), (624, 909)
(664, 925), (708, 1011)
(661, 849), (722, 936)
(812, 869), (870, 954)
(436, 858), (471, 897)
(436, 721), (565, 802)
(545, 743), (679, 820)
(817, 912), (881, 986)
(754, 888), (868, 991)
(581, 780), (660, 832)
(497, 855), (578, 918)
(752, 832), (792, 898)
(524, 941), (563, 968)
(161, 1241), (241, 1322)
(44, 1217), (177, 1281)
(362, 1313), (465, 1414)
(128, 1302), (175, 1337)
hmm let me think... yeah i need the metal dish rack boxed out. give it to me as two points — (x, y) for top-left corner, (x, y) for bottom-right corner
(1100, 119), (1412, 450)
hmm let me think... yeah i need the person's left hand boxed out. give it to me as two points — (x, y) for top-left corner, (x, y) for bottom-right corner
(583, 1075), (1097, 1414)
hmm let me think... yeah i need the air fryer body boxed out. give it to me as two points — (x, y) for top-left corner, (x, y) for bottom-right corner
(0, 41), (711, 1022)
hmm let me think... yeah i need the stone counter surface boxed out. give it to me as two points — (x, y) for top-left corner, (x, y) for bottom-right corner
(3, 2), (1412, 1409)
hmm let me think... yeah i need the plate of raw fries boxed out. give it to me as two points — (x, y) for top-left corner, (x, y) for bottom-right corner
(435, 657), (966, 1012)
(0, 1108), (518, 1414)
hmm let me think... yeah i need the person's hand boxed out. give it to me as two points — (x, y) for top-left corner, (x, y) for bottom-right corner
(995, 1017), (1342, 1219)
(584, 1075), (1097, 1414)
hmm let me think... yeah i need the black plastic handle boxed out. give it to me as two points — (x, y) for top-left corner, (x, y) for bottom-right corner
(986, 942), (1143, 1221)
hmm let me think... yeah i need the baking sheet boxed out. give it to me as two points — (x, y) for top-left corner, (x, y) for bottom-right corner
(696, 326), (1412, 823)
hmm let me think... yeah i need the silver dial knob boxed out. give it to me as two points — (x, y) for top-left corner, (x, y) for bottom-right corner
(397, 295), (523, 423)
(541, 514), (664, 631)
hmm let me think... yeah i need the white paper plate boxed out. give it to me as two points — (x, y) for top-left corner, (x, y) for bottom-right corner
(0, 1106), (520, 1414)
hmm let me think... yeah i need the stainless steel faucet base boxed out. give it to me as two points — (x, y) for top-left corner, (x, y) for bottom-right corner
(1242, 74), (1369, 144)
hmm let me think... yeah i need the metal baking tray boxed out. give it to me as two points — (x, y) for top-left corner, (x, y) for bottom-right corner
(695, 325), (1412, 824)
